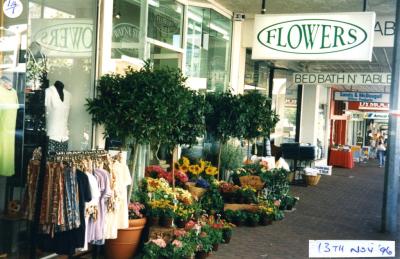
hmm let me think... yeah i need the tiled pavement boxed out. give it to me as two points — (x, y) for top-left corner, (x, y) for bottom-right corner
(212, 160), (397, 259)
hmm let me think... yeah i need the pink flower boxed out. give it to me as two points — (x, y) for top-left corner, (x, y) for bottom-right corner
(174, 229), (187, 237)
(151, 238), (166, 248)
(172, 239), (183, 248)
(274, 200), (281, 207)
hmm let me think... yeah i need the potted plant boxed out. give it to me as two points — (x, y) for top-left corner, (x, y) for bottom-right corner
(245, 212), (260, 227)
(86, 62), (205, 198)
(195, 231), (213, 259)
(258, 204), (274, 226)
(204, 91), (243, 178)
(142, 237), (169, 259)
(219, 182), (240, 203)
(105, 202), (147, 259)
(239, 186), (258, 204)
(147, 207), (161, 226)
(175, 206), (191, 228)
(280, 195), (299, 210)
(160, 207), (175, 227)
(224, 210), (244, 226)
(221, 220), (235, 243)
(199, 183), (224, 215)
(236, 91), (279, 159)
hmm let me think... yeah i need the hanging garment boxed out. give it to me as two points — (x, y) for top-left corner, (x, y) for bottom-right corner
(79, 172), (100, 251)
(89, 168), (111, 245)
(23, 160), (41, 220)
(0, 86), (18, 176)
(103, 160), (131, 239)
(38, 168), (92, 255)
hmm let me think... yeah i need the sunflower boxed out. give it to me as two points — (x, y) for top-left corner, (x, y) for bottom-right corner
(182, 156), (190, 166)
(193, 164), (202, 175)
(179, 164), (189, 173)
(188, 165), (197, 174)
(205, 166), (218, 176)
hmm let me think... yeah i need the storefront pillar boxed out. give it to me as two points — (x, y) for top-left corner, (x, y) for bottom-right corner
(299, 85), (320, 145)
(382, 0), (400, 234)
(230, 20), (243, 94)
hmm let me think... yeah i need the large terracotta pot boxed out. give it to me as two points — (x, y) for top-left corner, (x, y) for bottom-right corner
(105, 217), (147, 259)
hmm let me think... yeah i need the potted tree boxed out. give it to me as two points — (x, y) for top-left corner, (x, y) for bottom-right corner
(204, 91), (242, 179)
(87, 61), (204, 258)
(236, 91), (279, 159)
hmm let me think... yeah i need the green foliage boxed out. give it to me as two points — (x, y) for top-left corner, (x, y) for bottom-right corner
(236, 91), (279, 140)
(199, 183), (224, 214)
(220, 142), (245, 174)
(86, 61), (205, 147)
(224, 210), (244, 223)
(204, 91), (242, 143)
(244, 211), (260, 223)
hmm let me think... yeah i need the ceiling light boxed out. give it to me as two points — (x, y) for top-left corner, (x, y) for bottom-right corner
(115, 12), (121, 19)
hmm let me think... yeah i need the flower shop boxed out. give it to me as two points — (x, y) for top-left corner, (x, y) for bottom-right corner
(85, 62), (300, 259)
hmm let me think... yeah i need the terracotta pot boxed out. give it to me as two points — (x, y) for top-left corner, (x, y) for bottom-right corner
(195, 251), (208, 259)
(212, 243), (219, 251)
(105, 217), (147, 259)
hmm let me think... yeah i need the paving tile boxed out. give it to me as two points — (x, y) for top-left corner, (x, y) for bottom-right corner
(213, 161), (397, 259)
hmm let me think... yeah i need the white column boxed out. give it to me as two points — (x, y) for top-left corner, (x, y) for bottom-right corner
(229, 20), (242, 94)
(300, 85), (320, 145)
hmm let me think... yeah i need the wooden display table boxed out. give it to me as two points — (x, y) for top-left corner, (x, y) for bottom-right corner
(224, 203), (259, 212)
(328, 149), (354, 169)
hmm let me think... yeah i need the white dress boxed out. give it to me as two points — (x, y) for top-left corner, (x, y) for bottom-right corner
(104, 160), (132, 239)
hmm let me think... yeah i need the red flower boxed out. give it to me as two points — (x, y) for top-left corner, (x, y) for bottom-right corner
(185, 220), (196, 230)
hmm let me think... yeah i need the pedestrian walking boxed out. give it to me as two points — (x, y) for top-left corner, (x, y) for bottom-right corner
(376, 136), (387, 167)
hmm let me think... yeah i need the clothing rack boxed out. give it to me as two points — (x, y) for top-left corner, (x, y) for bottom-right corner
(30, 148), (109, 259)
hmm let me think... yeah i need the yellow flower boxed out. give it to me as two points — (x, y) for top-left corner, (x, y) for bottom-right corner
(182, 156), (190, 166)
(179, 164), (189, 173)
(199, 160), (207, 171)
(194, 165), (202, 175)
(205, 166), (218, 176)
(188, 165), (197, 174)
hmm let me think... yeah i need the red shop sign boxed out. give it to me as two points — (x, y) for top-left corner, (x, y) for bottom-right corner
(348, 101), (389, 111)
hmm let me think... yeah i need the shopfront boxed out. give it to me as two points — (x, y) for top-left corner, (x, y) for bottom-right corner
(0, 0), (234, 257)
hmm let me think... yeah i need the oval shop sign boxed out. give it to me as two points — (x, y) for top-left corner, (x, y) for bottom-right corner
(252, 12), (375, 61)
(257, 19), (367, 54)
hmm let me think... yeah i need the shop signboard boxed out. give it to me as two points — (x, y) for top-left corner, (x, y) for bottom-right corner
(348, 102), (389, 111)
(293, 72), (391, 85)
(374, 16), (394, 47)
(252, 12), (375, 60)
(31, 19), (94, 57)
(334, 92), (389, 103)
(365, 112), (389, 120)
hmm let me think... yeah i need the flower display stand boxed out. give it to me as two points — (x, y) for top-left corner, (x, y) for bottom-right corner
(223, 203), (259, 212)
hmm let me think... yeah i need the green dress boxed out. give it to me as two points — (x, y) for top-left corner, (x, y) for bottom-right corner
(0, 86), (18, 177)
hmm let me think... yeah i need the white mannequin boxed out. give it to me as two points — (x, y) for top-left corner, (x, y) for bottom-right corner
(45, 81), (71, 147)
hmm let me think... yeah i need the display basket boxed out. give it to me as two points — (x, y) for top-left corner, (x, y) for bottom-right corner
(239, 175), (265, 190)
(185, 182), (206, 198)
(305, 174), (321, 186)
